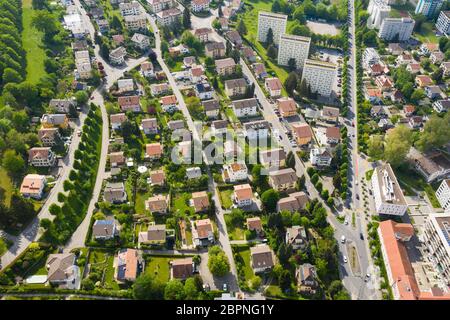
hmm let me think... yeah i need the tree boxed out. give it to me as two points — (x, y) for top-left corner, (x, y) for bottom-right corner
(75, 91), (89, 105)
(296, 175), (306, 191)
(384, 125), (412, 167)
(410, 89), (425, 103)
(2, 68), (23, 84)
(110, 15), (123, 31)
(415, 113), (450, 152)
(286, 151), (296, 169)
(249, 275), (262, 290)
(133, 274), (165, 300)
(279, 270), (292, 292)
(267, 44), (277, 59)
(266, 28), (274, 46)
(261, 189), (280, 212)
(251, 164), (268, 188)
(367, 135), (384, 160)
(31, 10), (57, 35)
(237, 20), (247, 36)
(208, 246), (230, 276)
(271, 0), (281, 12)
(218, 4), (223, 17)
(288, 58), (297, 71)
(2, 149), (24, 177)
(284, 72), (298, 95)
(183, 8), (191, 29)
(184, 277), (200, 299)
(297, 79), (309, 97)
(293, 7), (306, 24)
(164, 279), (186, 300)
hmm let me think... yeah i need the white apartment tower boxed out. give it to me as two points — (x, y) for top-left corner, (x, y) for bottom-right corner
(422, 213), (450, 286)
(277, 34), (311, 69)
(436, 11), (450, 35)
(378, 17), (415, 41)
(371, 163), (408, 216)
(367, 0), (391, 29)
(257, 11), (287, 45)
(436, 179), (450, 212)
(301, 59), (337, 97)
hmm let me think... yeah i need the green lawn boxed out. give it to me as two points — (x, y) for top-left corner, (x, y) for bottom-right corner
(224, 215), (245, 240)
(135, 191), (152, 215)
(144, 256), (172, 282)
(172, 192), (194, 215)
(88, 249), (120, 290)
(415, 22), (439, 44)
(22, 0), (47, 84)
(233, 245), (253, 280)
(219, 189), (233, 209)
(0, 167), (14, 207)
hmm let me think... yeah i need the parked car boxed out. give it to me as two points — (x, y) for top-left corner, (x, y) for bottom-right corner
(343, 256), (348, 263)
(341, 235), (346, 243)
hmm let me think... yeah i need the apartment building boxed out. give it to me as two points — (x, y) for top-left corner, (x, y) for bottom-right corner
(109, 46), (127, 65)
(156, 8), (182, 26)
(28, 147), (57, 167)
(74, 50), (91, 79)
(436, 10), (450, 35)
(224, 78), (247, 97)
(367, 0), (391, 29)
(310, 147), (332, 167)
(192, 0), (209, 12)
(147, 0), (175, 13)
(257, 11), (287, 45)
(363, 47), (381, 68)
(215, 58), (236, 76)
(205, 41), (226, 58)
(268, 168), (297, 192)
(119, 1), (142, 16)
(277, 34), (311, 69)
(38, 128), (61, 146)
(371, 163), (408, 216)
(415, 0), (444, 18)
(422, 213), (450, 285)
(20, 174), (46, 200)
(378, 17), (415, 41)
(222, 162), (248, 183)
(124, 14), (147, 31)
(436, 179), (450, 212)
(301, 59), (337, 97)
(232, 98), (258, 118)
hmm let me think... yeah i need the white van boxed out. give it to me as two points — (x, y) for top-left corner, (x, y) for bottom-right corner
(341, 235), (346, 243)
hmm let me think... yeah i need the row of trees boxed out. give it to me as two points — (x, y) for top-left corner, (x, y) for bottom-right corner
(272, 0), (348, 23)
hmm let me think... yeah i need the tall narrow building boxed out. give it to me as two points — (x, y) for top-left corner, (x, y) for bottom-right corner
(277, 34), (311, 69)
(301, 59), (337, 97)
(415, 0), (444, 18)
(257, 11), (287, 45)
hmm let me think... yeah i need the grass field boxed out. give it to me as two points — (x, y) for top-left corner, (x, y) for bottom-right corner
(224, 215), (245, 240)
(145, 256), (173, 282)
(233, 245), (254, 280)
(0, 167), (14, 207)
(22, 0), (47, 84)
(219, 189), (233, 209)
(415, 22), (440, 44)
(173, 192), (195, 215)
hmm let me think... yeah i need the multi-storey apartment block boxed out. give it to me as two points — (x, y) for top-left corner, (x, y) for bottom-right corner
(257, 11), (287, 45)
(301, 59), (337, 97)
(277, 34), (311, 69)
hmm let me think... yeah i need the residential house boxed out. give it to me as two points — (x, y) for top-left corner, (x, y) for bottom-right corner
(192, 218), (214, 246)
(119, 1), (141, 16)
(149, 169), (166, 186)
(232, 98), (258, 118)
(441, 61), (450, 77)
(104, 182), (127, 204)
(46, 253), (80, 289)
(145, 194), (170, 213)
(151, 83), (170, 96)
(222, 162), (248, 183)
(41, 114), (69, 129)
(193, 27), (212, 42)
(247, 217), (263, 235)
(265, 77), (282, 98)
(112, 34), (125, 46)
(145, 143), (163, 159)
(38, 128), (61, 147)
(321, 106), (340, 123)
(147, 0), (175, 13)
(124, 14), (147, 31)
(420, 43), (439, 55)
(370, 106), (386, 118)
(170, 258), (194, 280)
(205, 41), (226, 58)
(118, 95), (141, 112)
(215, 58), (236, 76)
(269, 168), (297, 192)
(191, 191), (210, 213)
(109, 46), (127, 65)
(211, 120), (229, 135)
(376, 75), (394, 92)
(110, 113), (127, 130)
(409, 115), (423, 129)
(388, 43), (405, 56)
(404, 105), (416, 117)
(225, 30), (242, 47)
(406, 62), (421, 74)
(277, 97), (297, 117)
(292, 123), (312, 146)
(92, 219), (119, 240)
(243, 120), (270, 140)
(160, 95), (178, 112)
(156, 8), (182, 26)
(141, 118), (158, 135)
(296, 263), (319, 295)
(20, 174), (46, 200)
(168, 120), (185, 131)
(415, 75), (433, 87)
(202, 99), (220, 119)
(131, 33), (150, 50)
(286, 225), (308, 250)
(425, 85), (444, 99)
(186, 167), (202, 179)
(396, 52), (414, 65)
(433, 99), (450, 113)
(252, 63), (268, 79)
(191, 0), (209, 12)
(189, 65), (204, 83)
(225, 78), (247, 97)
(138, 224), (166, 245)
(114, 249), (144, 283)
(430, 51), (445, 64)
(224, 140), (242, 159)
(140, 61), (154, 78)
(28, 147), (56, 167)
(310, 147), (332, 167)
(183, 56), (196, 68)
(218, 17), (229, 30)
(49, 98), (76, 113)
(233, 184), (253, 207)
(325, 126), (341, 145)
(194, 82), (214, 100)
(250, 245), (275, 273)
(259, 148), (286, 168)
(109, 151), (126, 167)
(408, 148), (450, 183)
(241, 46), (256, 62)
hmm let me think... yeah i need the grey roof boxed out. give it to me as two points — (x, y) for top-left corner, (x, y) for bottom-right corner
(232, 98), (257, 110)
(202, 99), (220, 111)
